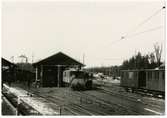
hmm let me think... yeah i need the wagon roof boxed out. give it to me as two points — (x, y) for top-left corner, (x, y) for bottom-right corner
(121, 69), (165, 72)
(33, 52), (85, 67)
(159, 62), (165, 69)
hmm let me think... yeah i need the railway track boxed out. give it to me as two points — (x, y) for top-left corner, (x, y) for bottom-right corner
(28, 88), (113, 115)
(77, 85), (164, 115)
(22, 89), (96, 115)
(3, 83), (164, 115)
(96, 80), (164, 108)
(98, 85), (165, 111)
(95, 88), (165, 114)
(73, 90), (140, 115)
(98, 87), (145, 104)
(97, 79), (165, 99)
(35, 87), (156, 115)
(61, 88), (140, 115)
(62, 90), (114, 115)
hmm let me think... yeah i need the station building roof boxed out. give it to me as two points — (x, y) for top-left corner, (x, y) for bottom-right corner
(33, 52), (85, 67)
(2, 58), (15, 67)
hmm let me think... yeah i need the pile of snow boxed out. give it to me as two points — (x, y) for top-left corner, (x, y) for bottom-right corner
(21, 97), (59, 115)
(102, 77), (120, 84)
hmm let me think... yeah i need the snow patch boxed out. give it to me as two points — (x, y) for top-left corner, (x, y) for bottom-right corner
(4, 84), (60, 115)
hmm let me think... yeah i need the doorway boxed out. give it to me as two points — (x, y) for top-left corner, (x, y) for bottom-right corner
(138, 71), (146, 88)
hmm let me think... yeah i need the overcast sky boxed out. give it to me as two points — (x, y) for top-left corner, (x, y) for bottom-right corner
(2, 0), (165, 67)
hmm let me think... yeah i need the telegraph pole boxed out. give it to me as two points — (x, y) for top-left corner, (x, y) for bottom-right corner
(83, 53), (85, 65)
(32, 53), (34, 64)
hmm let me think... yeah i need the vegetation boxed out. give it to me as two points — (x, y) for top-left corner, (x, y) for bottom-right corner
(86, 43), (163, 76)
(16, 63), (35, 73)
(121, 43), (163, 69)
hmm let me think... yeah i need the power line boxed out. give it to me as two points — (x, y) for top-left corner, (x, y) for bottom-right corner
(122, 6), (165, 39)
(99, 5), (165, 51)
(108, 6), (165, 47)
(124, 25), (163, 39)
(109, 25), (163, 47)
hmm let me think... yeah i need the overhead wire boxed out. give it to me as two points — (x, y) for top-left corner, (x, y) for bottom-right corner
(108, 6), (165, 47)
(122, 6), (165, 39)
(109, 25), (163, 47)
(109, 25), (163, 46)
(125, 25), (163, 39)
(99, 2), (166, 64)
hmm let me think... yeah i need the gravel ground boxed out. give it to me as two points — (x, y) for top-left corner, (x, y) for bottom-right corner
(2, 82), (165, 115)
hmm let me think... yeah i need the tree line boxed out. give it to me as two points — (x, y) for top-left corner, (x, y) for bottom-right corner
(86, 43), (163, 76)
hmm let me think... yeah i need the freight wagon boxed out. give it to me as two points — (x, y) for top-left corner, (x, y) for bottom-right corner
(120, 69), (165, 95)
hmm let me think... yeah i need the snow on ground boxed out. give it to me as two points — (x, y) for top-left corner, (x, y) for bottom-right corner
(3, 84), (59, 115)
(96, 77), (120, 84)
(21, 97), (59, 115)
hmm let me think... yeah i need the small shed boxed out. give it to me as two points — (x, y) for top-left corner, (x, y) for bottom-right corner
(2, 58), (15, 69)
(2, 58), (16, 84)
(33, 52), (84, 87)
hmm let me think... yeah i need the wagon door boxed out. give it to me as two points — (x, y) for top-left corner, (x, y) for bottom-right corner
(138, 71), (146, 88)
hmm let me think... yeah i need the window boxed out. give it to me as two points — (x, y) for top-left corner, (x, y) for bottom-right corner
(155, 71), (159, 80)
(64, 72), (66, 76)
(120, 72), (123, 77)
(148, 72), (152, 80)
(162, 71), (165, 80)
(128, 72), (133, 79)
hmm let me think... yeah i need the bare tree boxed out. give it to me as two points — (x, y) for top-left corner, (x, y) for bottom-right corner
(154, 43), (162, 67)
(149, 52), (155, 63)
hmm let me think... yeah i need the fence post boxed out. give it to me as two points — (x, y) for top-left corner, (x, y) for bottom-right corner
(16, 97), (20, 115)
(59, 106), (62, 115)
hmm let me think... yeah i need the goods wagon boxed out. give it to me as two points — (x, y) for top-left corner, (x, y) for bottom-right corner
(120, 69), (165, 94)
(63, 69), (93, 90)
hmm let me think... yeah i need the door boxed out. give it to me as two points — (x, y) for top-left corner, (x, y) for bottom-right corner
(43, 66), (58, 87)
(138, 71), (146, 88)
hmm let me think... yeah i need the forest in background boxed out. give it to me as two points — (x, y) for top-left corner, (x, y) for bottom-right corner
(86, 43), (164, 77)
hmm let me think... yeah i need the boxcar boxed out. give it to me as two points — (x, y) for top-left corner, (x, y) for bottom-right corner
(145, 69), (165, 93)
(120, 69), (165, 94)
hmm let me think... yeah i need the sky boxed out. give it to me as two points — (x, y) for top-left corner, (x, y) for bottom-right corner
(1, 0), (166, 67)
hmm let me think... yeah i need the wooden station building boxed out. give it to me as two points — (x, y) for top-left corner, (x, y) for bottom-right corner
(33, 52), (84, 87)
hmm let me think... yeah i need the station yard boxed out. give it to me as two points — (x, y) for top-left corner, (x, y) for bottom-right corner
(2, 79), (165, 115)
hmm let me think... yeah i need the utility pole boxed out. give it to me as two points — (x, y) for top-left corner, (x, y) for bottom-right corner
(32, 53), (34, 64)
(83, 53), (85, 65)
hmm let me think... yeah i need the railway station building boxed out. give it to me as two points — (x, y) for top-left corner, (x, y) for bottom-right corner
(33, 52), (84, 87)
